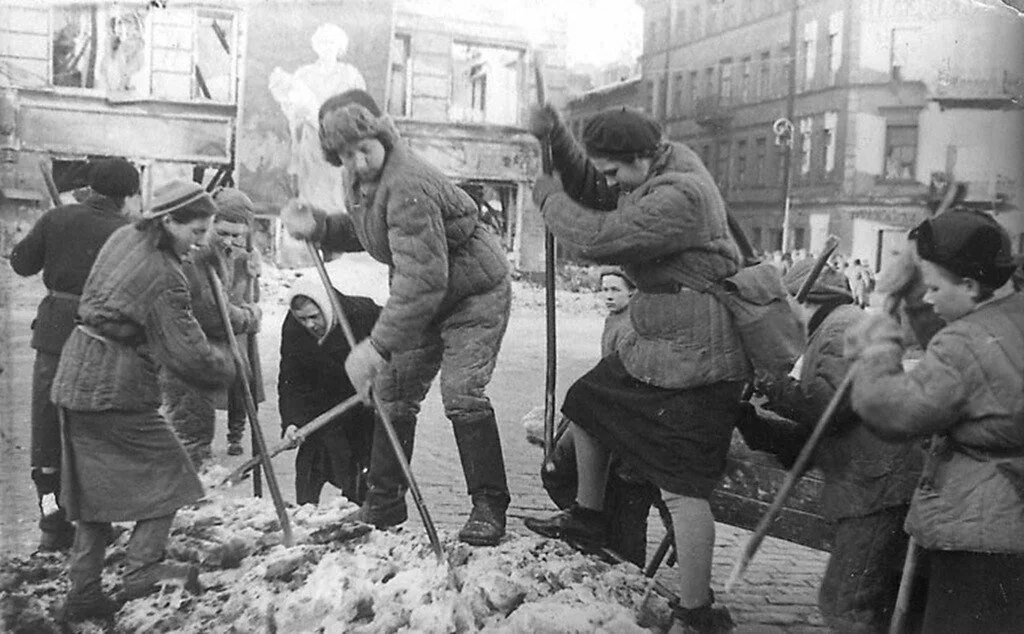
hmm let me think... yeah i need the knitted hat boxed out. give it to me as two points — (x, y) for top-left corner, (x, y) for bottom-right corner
(212, 187), (255, 225)
(88, 158), (139, 197)
(910, 209), (1016, 288)
(318, 89), (399, 167)
(582, 108), (662, 161)
(143, 179), (217, 220)
(783, 258), (853, 304)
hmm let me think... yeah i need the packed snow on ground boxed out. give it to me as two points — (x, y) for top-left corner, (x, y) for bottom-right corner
(1, 467), (673, 633)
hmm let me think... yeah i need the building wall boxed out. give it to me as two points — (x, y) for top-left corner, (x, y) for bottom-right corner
(636, 0), (1024, 265)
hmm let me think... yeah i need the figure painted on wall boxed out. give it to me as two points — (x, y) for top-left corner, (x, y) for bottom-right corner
(269, 23), (366, 213)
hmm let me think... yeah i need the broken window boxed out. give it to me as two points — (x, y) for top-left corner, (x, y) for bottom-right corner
(458, 180), (517, 250)
(52, 6), (98, 88)
(451, 43), (522, 126)
(193, 10), (235, 102)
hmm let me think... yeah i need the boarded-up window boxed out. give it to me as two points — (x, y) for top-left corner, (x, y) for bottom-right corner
(884, 125), (917, 180)
(193, 11), (235, 102)
(451, 43), (521, 126)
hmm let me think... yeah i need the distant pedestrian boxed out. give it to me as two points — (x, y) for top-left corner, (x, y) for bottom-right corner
(10, 158), (139, 551)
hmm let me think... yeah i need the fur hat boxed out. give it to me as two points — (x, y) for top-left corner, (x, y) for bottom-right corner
(212, 187), (255, 225)
(582, 108), (662, 161)
(143, 180), (217, 220)
(318, 89), (399, 167)
(88, 158), (139, 197)
(910, 209), (1016, 288)
(783, 258), (853, 304)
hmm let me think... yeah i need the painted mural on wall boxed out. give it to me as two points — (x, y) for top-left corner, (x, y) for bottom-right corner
(268, 24), (366, 213)
(236, 0), (391, 213)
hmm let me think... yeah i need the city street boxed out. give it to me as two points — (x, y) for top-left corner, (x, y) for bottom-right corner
(1, 260), (828, 632)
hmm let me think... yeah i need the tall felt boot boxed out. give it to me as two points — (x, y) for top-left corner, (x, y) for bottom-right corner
(360, 411), (416, 528)
(452, 414), (510, 546)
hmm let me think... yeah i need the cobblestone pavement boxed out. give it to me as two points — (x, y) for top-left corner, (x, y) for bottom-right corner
(0, 262), (828, 631)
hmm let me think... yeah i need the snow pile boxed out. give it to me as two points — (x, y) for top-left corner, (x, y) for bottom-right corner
(2, 472), (672, 633)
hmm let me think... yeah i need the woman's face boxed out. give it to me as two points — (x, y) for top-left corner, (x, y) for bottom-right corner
(920, 259), (978, 322)
(292, 300), (327, 339)
(162, 215), (213, 257)
(601, 274), (634, 314)
(340, 138), (387, 182)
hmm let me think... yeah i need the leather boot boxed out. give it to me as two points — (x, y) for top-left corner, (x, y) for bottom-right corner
(361, 409), (416, 528)
(121, 561), (203, 600)
(524, 503), (607, 550)
(33, 468), (75, 551)
(458, 494), (507, 546)
(451, 413), (510, 546)
(58, 588), (122, 623)
(667, 593), (735, 634)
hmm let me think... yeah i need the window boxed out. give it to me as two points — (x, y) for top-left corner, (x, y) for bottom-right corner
(658, 74), (669, 120)
(740, 56), (751, 103)
(755, 137), (767, 184)
(780, 43), (792, 93)
(49, 4), (237, 102)
(827, 12), (843, 84)
(705, 67), (716, 101)
(702, 144), (712, 168)
(716, 141), (730, 189)
(719, 58), (732, 104)
(736, 139), (747, 185)
(692, 6), (702, 39)
(884, 125), (917, 180)
(387, 34), (412, 117)
(688, 70), (699, 108)
(752, 226), (763, 251)
(799, 117), (813, 176)
(645, 80), (655, 113)
(673, 72), (684, 116)
(793, 227), (805, 250)
(823, 111), (838, 173)
(451, 43), (522, 125)
(801, 20), (818, 91)
(758, 51), (771, 99)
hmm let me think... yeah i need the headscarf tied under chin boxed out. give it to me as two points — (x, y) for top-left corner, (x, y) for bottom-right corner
(318, 89), (400, 167)
(286, 274), (338, 346)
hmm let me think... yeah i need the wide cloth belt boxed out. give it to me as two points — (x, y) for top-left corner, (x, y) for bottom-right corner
(47, 289), (81, 301)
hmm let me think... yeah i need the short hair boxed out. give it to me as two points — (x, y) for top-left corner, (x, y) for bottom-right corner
(599, 269), (636, 290)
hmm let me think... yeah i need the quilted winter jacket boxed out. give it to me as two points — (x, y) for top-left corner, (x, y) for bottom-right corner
(51, 224), (235, 412)
(852, 290), (1024, 553)
(761, 303), (921, 522)
(536, 134), (748, 388)
(9, 195), (129, 354)
(319, 143), (509, 355)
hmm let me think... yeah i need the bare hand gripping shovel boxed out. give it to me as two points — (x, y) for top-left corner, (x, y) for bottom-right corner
(304, 242), (444, 561)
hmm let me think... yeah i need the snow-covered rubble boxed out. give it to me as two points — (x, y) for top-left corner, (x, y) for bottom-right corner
(1, 467), (673, 633)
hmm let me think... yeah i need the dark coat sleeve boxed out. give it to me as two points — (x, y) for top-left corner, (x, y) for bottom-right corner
(278, 315), (322, 431)
(547, 118), (619, 212)
(322, 213), (367, 253)
(10, 211), (48, 276)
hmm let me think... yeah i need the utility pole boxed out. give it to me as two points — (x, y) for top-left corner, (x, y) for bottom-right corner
(779, 0), (799, 253)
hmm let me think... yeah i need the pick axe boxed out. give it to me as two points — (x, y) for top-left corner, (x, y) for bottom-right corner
(304, 242), (443, 561)
(205, 263), (294, 547)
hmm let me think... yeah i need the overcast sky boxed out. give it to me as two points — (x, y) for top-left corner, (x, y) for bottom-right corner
(564, 0), (643, 68)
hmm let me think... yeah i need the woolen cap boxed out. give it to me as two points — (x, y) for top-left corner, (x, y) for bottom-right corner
(783, 258), (853, 304)
(88, 158), (139, 197)
(582, 108), (662, 160)
(143, 180), (217, 220)
(212, 187), (255, 225)
(910, 209), (1016, 288)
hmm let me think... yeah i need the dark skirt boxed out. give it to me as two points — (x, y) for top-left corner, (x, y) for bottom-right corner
(60, 408), (204, 523)
(921, 550), (1024, 633)
(562, 353), (744, 498)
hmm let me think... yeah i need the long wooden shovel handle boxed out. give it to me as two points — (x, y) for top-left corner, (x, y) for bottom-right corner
(889, 536), (919, 634)
(222, 394), (362, 486)
(304, 242), (443, 560)
(532, 49), (558, 469)
(206, 265), (294, 547)
(795, 235), (840, 304)
(726, 372), (854, 591)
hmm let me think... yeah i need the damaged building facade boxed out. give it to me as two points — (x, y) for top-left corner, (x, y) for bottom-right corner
(1, 0), (567, 272)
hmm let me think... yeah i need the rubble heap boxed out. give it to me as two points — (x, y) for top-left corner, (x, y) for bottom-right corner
(2, 468), (672, 633)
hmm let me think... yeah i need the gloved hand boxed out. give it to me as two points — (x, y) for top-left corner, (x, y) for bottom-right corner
(844, 313), (903, 360)
(283, 424), (301, 447)
(242, 303), (262, 334)
(281, 199), (326, 242)
(532, 175), (563, 209)
(527, 103), (561, 140)
(345, 338), (387, 404)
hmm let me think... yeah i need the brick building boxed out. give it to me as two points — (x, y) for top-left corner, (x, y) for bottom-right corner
(636, 0), (1024, 270)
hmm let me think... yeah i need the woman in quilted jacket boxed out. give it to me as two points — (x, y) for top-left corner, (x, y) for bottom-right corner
(523, 105), (748, 633)
(847, 209), (1024, 633)
(51, 180), (236, 622)
(281, 89), (512, 547)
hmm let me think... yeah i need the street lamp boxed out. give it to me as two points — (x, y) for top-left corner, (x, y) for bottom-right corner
(773, 117), (795, 253)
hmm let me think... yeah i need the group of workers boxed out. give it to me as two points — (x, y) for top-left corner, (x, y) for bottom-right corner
(10, 87), (1023, 633)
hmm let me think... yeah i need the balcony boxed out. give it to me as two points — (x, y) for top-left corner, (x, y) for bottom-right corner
(694, 95), (733, 131)
(932, 70), (1024, 109)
